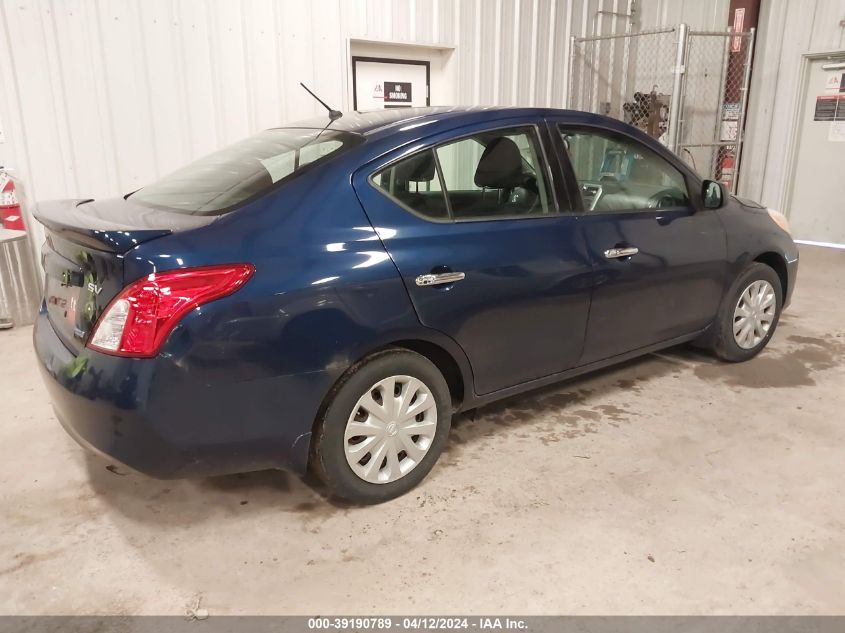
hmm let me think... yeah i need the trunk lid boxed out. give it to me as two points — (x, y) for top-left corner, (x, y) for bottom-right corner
(36, 198), (214, 353)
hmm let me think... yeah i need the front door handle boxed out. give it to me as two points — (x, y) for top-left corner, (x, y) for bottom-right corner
(604, 246), (639, 259)
(415, 271), (466, 287)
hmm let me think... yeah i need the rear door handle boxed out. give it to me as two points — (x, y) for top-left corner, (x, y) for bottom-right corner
(604, 247), (639, 259)
(415, 272), (466, 286)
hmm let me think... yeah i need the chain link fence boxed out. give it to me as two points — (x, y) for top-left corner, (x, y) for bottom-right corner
(677, 30), (754, 192)
(569, 28), (678, 145)
(568, 25), (755, 192)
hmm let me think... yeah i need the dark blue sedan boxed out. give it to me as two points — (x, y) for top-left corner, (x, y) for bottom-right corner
(34, 106), (798, 503)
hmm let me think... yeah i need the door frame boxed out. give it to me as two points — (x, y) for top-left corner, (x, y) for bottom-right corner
(350, 56), (431, 110)
(780, 49), (845, 225)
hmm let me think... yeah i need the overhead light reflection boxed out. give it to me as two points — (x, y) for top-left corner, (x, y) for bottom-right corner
(311, 276), (340, 285)
(374, 227), (396, 240)
(351, 226), (396, 241)
(353, 251), (390, 269)
(400, 119), (438, 131)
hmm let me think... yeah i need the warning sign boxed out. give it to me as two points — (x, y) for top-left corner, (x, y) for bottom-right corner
(824, 72), (844, 93)
(814, 94), (845, 121)
(384, 82), (412, 104)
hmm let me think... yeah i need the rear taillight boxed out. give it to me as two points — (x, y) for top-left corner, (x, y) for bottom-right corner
(88, 264), (255, 357)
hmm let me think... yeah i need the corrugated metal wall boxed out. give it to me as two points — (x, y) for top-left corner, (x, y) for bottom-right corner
(0, 0), (730, 261)
(739, 0), (845, 212)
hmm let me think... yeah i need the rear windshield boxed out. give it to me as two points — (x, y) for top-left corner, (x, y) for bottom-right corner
(131, 128), (360, 214)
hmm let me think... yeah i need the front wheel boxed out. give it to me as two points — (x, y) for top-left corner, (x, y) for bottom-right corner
(311, 349), (452, 504)
(708, 262), (783, 362)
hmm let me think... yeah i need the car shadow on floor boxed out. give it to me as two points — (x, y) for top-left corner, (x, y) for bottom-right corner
(85, 317), (845, 525)
(83, 345), (710, 525)
(84, 451), (352, 525)
(443, 348), (700, 467)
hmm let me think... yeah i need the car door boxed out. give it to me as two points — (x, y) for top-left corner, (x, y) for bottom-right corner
(551, 121), (727, 365)
(353, 120), (593, 396)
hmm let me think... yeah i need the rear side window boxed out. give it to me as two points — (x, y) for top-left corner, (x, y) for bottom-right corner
(374, 150), (449, 220)
(373, 126), (555, 222)
(131, 128), (359, 215)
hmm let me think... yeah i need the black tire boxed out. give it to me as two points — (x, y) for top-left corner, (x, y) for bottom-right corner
(708, 262), (783, 362)
(311, 348), (452, 504)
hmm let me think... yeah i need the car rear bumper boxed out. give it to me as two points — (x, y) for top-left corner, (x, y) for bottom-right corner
(34, 310), (321, 479)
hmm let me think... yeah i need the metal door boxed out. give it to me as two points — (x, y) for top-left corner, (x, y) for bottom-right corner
(786, 55), (845, 245)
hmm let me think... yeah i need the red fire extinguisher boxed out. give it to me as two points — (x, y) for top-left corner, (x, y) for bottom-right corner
(719, 152), (735, 192)
(0, 172), (26, 231)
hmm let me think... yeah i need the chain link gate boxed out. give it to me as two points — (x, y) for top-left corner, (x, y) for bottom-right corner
(677, 29), (755, 193)
(568, 25), (755, 192)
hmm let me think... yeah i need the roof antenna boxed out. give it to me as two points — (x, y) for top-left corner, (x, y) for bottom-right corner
(300, 82), (342, 121)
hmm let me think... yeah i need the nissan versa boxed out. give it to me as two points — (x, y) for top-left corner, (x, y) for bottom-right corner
(34, 106), (798, 504)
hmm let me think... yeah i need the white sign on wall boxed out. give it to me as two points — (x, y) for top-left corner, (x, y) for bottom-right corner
(353, 58), (429, 110)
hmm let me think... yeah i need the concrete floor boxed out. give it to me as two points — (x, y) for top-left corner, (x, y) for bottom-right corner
(1, 245), (844, 615)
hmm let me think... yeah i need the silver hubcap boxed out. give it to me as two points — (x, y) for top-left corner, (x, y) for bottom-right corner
(344, 375), (437, 484)
(733, 279), (776, 349)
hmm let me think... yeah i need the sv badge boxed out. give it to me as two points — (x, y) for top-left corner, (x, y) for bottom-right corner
(87, 282), (103, 295)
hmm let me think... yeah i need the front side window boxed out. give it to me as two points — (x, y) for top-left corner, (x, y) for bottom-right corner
(373, 126), (554, 221)
(559, 127), (689, 213)
(131, 128), (358, 215)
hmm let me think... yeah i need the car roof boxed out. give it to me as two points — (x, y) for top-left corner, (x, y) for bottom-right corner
(274, 106), (701, 183)
(279, 106), (570, 137)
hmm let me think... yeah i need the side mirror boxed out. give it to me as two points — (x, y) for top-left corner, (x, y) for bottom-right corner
(702, 179), (727, 209)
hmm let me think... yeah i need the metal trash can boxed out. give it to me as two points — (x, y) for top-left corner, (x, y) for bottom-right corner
(0, 228), (40, 328)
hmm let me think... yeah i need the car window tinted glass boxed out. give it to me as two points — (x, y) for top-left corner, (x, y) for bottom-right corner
(373, 127), (555, 222)
(131, 128), (358, 215)
(559, 127), (689, 213)
(373, 150), (449, 220)
(436, 128), (552, 219)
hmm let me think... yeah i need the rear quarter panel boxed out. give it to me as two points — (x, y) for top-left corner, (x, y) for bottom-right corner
(117, 159), (472, 472)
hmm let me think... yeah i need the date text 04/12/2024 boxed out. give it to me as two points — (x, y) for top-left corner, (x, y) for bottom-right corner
(307, 617), (528, 630)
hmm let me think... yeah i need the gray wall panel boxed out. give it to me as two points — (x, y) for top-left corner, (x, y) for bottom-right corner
(739, 0), (845, 212)
(1, 0), (737, 269)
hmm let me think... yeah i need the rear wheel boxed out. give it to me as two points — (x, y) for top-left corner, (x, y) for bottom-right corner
(708, 262), (783, 362)
(311, 349), (451, 504)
